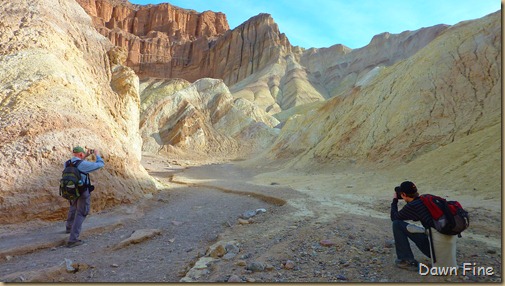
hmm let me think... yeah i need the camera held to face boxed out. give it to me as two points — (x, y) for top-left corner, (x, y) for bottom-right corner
(87, 149), (94, 155)
(395, 186), (403, 200)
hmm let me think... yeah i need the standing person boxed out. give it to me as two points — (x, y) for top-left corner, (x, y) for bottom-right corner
(64, 146), (104, 248)
(390, 181), (434, 270)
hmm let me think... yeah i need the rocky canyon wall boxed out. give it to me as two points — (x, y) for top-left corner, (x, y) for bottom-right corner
(75, 0), (318, 113)
(75, 0), (293, 87)
(300, 25), (450, 98)
(139, 77), (280, 159)
(76, 0), (459, 116)
(256, 11), (501, 192)
(0, 0), (157, 224)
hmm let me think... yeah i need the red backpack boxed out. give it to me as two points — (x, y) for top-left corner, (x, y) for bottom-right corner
(419, 194), (469, 237)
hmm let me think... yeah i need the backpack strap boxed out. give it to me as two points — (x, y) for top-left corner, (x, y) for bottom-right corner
(65, 159), (89, 179)
(75, 160), (91, 186)
(66, 159), (83, 168)
(65, 159), (85, 170)
(73, 159), (83, 168)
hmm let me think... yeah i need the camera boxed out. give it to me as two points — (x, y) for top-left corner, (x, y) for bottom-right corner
(87, 149), (95, 155)
(395, 186), (403, 200)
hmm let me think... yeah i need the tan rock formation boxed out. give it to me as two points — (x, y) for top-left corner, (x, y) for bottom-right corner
(139, 78), (279, 159)
(76, 0), (457, 117)
(231, 24), (451, 115)
(76, 1), (316, 112)
(300, 25), (450, 98)
(253, 11), (501, 193)
(0, 0), (156, 224)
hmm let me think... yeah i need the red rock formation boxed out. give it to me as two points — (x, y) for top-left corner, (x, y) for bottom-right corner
(207, 14), (292, 85)
(76, 0), (292, 86)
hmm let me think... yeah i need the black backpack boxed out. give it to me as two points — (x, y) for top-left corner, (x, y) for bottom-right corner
(419, 194), (470, 237)
(59, 160), (87, 200)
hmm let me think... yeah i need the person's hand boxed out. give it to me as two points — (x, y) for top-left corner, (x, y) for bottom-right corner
(394, 191), (398, 199)
(93, 149), (100, 157)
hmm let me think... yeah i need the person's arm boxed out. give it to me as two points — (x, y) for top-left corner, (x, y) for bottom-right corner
(392, 201), (422, 221)
(78, 153), (104, 173)
(390, 197), (400, 221)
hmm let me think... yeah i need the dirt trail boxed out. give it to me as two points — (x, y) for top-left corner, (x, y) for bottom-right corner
(0, 154), (501, 283)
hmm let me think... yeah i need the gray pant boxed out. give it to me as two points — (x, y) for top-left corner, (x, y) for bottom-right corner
(66, 190), (90, 242)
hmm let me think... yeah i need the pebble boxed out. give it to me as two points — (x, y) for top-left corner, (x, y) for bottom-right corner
(246, 262), (266, 272)
(111, 264), (119, 268)
(225, 243), (240, 254)
(241, 210), (257, 219)
(336, 274), (348, 280)
(384, 239), (395, 248)
(238, 218), (250, 225)
(222, 252), (237, 260)
(65, 258), (75, 273)
(208, 244), (226, 258)
(283, 260), (295, 270)
(240, 253), (252, 259)
(236, 260), (247, 266)
(227, 274), (242, 282)
(487, 249), (496, 254)
(319, 240), (336, 247)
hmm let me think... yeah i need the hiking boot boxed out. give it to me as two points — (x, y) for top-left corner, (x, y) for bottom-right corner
(66, 240), (84, 248)
(395, 259), (419, 271)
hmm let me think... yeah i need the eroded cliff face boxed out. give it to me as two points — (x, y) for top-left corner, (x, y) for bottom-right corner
(254, 11), (501, 194)
(76, 0), (454, 116)
(0, 0), (156, 223)
(75, 1), (302, 111)
(76, 0), (293, 86)
(139, 78), (279, 159)
(299, 25), (450, 98)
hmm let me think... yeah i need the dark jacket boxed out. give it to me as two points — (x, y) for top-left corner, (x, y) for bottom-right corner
(391, 197), (434, 228)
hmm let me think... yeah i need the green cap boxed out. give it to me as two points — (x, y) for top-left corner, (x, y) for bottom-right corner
(73, 146), (85, 153)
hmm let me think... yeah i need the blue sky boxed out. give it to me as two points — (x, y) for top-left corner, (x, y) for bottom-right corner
(128, 0), (500, 49)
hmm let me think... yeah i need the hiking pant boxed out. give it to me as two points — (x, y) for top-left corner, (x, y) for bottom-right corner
(66, 189), (90, 243)
(392, 220), (431, 261)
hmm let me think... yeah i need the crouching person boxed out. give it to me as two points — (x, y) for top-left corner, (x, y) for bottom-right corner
(390, 181), (433, 270)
